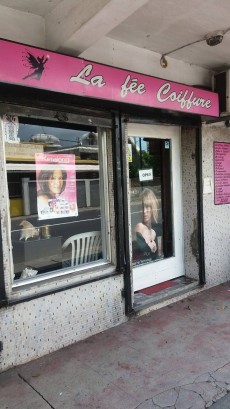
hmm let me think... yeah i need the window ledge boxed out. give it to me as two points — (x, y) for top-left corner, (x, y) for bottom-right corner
(7, 262), (118, 304)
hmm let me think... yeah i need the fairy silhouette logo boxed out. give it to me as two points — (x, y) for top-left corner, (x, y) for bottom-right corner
(22, 50), (49, 81)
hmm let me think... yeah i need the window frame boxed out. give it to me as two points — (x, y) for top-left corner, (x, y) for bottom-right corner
(0, 104), (116, 302)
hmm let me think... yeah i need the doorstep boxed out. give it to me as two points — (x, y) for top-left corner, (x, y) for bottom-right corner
(133, 276), (201, 313)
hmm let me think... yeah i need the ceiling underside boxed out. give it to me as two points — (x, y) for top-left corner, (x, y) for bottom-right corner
(0, 0), (230, 71)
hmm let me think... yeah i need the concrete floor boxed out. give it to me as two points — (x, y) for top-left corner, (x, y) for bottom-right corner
(1, 282), (230, 409)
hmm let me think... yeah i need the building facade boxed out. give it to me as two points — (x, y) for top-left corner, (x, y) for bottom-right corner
(0, 38), (229, 372)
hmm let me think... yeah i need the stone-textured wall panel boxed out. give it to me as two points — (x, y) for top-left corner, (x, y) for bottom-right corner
(0, 275), (126, 372)
(181, 127), (199, 280)
(202, 124), (230, 287)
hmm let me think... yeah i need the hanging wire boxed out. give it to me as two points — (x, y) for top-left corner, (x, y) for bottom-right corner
(160, 27), (230, 68)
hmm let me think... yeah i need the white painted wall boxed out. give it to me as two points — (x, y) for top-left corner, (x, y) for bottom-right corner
(0, 4), (213, 90)
(81, 37), (213, 88)
(0, 5), (45, 47)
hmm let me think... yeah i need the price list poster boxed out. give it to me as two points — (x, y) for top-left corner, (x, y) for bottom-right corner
(214, 142), (230, 205)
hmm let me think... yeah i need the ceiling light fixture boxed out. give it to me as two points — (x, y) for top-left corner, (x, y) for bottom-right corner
(205, 30), (224, 46)
(160, 27), (230, 68)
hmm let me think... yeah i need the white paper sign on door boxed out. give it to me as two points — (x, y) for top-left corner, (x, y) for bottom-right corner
(127, 143), (132, 162)
(139, 169), (153, 182)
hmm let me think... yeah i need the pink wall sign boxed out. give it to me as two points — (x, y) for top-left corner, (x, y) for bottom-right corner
(214, 142), (230, 205)
(0, 39), (219, 117)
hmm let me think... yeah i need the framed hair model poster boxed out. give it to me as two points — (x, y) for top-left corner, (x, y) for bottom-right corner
(35, 153), (78, 220)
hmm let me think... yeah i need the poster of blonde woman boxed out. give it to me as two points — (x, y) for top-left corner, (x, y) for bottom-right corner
(35, 153), (78, 220)
(132, 188), (163, 265)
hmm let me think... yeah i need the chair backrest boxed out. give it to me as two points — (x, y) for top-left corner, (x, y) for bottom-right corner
(62, 231), (102, 266)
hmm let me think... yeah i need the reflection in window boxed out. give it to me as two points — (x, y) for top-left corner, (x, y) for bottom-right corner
(6, 119), (108, 281)
(129, 136), (173, 267)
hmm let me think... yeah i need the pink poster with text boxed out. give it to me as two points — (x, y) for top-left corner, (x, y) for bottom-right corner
(214, 142), (230, 205)
(35, 153), (78, 220)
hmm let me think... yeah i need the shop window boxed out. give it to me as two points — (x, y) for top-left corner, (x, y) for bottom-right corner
(4, 116), (111, 285)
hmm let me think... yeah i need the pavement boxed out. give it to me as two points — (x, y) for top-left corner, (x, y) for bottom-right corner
(1, 282), (230, 409)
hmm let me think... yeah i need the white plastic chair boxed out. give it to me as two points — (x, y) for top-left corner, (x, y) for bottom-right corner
(62, 231), (102, 266)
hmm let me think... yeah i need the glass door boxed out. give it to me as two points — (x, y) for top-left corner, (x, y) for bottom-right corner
(128, 124), (184, 292)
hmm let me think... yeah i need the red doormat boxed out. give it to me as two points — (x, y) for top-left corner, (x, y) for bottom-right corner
(137, 280), (177, 295)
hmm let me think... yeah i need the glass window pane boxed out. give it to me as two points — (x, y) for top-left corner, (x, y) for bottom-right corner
(129, 136), (173, 267)
(6, 119), (109, 282)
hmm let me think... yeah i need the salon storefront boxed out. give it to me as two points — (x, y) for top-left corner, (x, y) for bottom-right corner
(0, 39), (220, 371)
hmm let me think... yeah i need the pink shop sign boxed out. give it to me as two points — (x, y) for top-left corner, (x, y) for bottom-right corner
(0, 39), (219, 117)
